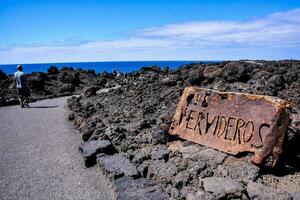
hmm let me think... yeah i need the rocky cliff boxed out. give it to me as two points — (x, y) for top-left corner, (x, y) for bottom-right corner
(67, 60), (300, 200)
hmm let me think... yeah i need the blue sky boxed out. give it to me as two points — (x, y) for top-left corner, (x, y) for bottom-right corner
(0, 0), (300, 64)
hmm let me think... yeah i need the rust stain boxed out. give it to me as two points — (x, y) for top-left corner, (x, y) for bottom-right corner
(169, 87), (291, 167)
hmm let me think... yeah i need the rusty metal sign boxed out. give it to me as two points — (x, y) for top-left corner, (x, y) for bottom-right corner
(169, 87), (291, 167)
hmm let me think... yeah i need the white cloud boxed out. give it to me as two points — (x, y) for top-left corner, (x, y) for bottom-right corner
(1, 8), (300, 64)
(136, 8), (300, 46)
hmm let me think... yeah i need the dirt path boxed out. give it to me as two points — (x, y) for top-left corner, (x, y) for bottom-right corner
(0, 97), (112, 200)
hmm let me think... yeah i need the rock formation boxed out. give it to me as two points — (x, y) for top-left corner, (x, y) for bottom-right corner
(66, 60), (300, 199)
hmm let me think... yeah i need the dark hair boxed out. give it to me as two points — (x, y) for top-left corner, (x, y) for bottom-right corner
(17, 65), (23, 70)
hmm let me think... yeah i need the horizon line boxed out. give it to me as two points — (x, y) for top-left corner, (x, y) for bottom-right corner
(1, 58), (299, 66)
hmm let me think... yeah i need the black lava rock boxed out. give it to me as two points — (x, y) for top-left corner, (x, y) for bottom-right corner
(79, 139), (114, 167)
(47, 66), (59, 75)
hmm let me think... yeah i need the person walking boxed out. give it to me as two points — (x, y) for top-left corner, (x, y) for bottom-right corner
(13, 65), (30, 108)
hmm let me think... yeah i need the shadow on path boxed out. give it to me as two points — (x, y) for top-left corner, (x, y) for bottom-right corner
(28, 105), (59, 108)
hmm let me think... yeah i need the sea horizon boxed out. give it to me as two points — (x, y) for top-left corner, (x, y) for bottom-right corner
(0, 60), (219, 75)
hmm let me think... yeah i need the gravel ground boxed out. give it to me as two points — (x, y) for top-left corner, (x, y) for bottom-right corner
(0, 97), (113, 200)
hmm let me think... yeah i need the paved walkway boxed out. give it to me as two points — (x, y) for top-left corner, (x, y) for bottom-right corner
(0, 97), (112, 200)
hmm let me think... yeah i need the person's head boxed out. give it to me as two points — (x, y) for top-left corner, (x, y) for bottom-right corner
(17, 65), (23, 71)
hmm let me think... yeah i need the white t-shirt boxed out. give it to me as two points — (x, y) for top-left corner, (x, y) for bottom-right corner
(14, 71), (25, 89)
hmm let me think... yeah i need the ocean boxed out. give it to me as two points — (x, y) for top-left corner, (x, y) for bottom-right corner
(0, 61), (213, 75)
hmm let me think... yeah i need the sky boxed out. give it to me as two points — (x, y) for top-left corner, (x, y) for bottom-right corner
(0, 0), (300, 64)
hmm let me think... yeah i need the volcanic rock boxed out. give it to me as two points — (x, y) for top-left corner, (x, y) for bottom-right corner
(171, 171), (190, 189)
(83, 86), (99, 98)
(68, 113), (75, 121)
(0, 96), (6, 106)
(58, 60), (300, 198)
(201, 177), (245, 198)
(47, 66), (59, 75)
(203, 65), (222, 79)
(5, 98), (19, 105)
(114, 177), (169, 200)
(247, 181), (292, 200)
(58, 84), (75, 94)
(216, 158), (260, 181)
(150, 148), (169, 161)
(186, 68), (204, 86)
(186, 159), (207, 179)
(181, 146), (227, 167)
(161, 77), (177, 86)
(221, 61), (249, 82)
(0, 70), (7, 80)
(97, 154), (138, 179)
(182, 188), (215, 200)
(104, 127), (126, 151)
(27, 72), (48, 91)
(132, 147), (152, 164)
(150, 129), (171, 144)
(79, 140), (113, 167)
(147, 160), (177, 183)
(58, 70), (80, 85)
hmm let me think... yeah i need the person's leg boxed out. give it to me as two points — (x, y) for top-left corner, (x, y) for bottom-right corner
(16, 89), (23, 108)
(23, 87), (30, 107)
(23, 97), (29, 107)
(18, 97), (23, 107)
(19, 97), (25, 108)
